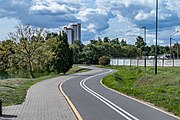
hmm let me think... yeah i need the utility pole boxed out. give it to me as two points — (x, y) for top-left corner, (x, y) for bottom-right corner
(155, 0), (158, 75)
(142, 26), (146, 68)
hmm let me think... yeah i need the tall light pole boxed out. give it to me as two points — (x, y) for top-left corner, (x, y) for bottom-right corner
(155, 0), (158, 75)
(142, 26), (146, 68)
(177, 41), (179, 59)
(170, 31), (179, 59)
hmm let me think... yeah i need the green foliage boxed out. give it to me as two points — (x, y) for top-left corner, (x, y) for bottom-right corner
(70, 40), (84, 64)
(69, 36), (172, 65)
(110, 38), (120, 45)
(51, 31), (73, 74)
(0, 40), (15, 71)
(120, 39), (127, 46)
(0, 66), (90, 106)
(0, 24), (74, 78)
(98, 56), (110, 66)
(102, 66), (180, 116)
(103, 37), (109, 42)
(135, 36), (146, 48)
(0, 24), (174, 78)
(8, 25), (46, 78)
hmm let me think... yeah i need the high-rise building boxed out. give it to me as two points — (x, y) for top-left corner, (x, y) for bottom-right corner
(64, 27), (74, 44)
(64, 23), (81, 44)
(77, 23), (81, 41)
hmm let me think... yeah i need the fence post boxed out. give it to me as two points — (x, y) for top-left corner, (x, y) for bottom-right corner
(153, 58), (155, 66)
(137, 59), (139, 66)
(162, 58), (164, 67)
(123, 58), (125, 66)
(0, 98), (2, 116)
(173, 58), (174, 67)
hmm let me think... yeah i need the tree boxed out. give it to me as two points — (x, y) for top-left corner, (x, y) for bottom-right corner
(82, 44), (99, 64)
(120, 39), (127, 46)
(9, 25), (45, 78)
(70, 40), (84, 64)
(135, 36), (146, 57)
(90, 39), (98, 44)
(73, 40), (84, 51)
(122, 45), (140, 58)
(103, 37), (109, 42)
(51, 31), (73, 74)
(111, 38), (120, 45)
(0, 40), (15, 70)
(45, 32), (58, 40)
(98, 37), (102, 43)
(172, 43), (180, 58)
(135, 36), (146, 48)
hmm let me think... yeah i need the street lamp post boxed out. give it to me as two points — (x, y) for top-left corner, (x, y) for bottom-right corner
(142, 26), (146, 68)
(155, 0), (158, 75)
(170, 31), (179, 59)
(177, 41), (179, 59)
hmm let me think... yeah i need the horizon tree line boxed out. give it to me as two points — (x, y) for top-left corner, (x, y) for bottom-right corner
(0, 24), (179, 78)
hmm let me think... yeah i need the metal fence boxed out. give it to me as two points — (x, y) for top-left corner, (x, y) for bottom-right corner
(110, 58), (180, 67)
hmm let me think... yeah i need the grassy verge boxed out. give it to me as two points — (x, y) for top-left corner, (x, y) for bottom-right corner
(0, 65), (90, 106)
(102, 66), (180, 116)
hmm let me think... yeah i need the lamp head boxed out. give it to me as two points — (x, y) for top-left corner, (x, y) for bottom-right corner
(141, 26), (146, 30)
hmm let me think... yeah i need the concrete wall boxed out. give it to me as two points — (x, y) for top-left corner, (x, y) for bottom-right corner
(110, 59), (180, 67)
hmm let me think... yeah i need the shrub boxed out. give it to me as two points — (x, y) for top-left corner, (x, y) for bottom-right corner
(98, 56), (110, 66)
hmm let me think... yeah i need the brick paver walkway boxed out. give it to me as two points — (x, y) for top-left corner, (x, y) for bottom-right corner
(0, 76), (77, 120)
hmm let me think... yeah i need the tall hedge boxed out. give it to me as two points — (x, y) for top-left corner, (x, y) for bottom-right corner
(98, 56), (110, 66)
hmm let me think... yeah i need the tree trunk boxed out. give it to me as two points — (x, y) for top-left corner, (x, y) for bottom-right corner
(29, 61), (35, 78)
(28, 53), (35, 78)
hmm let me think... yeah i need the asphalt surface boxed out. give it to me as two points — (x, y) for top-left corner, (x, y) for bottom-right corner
(62, 67), (179, 120)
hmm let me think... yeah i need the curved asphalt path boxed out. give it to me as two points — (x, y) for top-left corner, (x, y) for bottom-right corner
(62, 66), (179, 120)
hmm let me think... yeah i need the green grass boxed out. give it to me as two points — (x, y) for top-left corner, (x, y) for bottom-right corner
(0, 65), (90, 106)
(102, 66), (180, 116)
(66, 65), (90, 74)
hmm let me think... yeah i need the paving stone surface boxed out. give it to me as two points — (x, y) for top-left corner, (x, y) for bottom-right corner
(0, 76), (77, 120)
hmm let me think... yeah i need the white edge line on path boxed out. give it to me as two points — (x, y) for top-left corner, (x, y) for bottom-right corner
(100, 79), (180, 120)
(80, 69), (139, 120)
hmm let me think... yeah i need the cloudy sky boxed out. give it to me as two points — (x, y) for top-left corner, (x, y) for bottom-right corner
(0, 0), (179, 45)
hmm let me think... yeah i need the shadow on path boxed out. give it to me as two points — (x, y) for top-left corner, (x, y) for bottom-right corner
(0, 114), (17, 120)
(69, 74), (93, 77)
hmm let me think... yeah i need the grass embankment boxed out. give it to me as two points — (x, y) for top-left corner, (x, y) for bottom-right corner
(102, 66), (180, 116)
(0, 65), (90, 106)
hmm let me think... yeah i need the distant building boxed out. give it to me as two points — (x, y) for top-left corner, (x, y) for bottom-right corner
(64, 27), (74, 44)
(158, 54), (170, 59)
(64, 23), (81, 44)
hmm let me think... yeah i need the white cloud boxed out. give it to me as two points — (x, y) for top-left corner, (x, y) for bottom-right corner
(30, 1), (77, 15)
(135, 10), (154, 21)
(175, 26), (180, 32)
(77, 8), (115, 40)
(166, 0), (180, 17)
(0, 0), (179, 45)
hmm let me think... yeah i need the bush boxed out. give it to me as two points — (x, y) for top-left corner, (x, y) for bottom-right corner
(98, 56), (110, 66)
